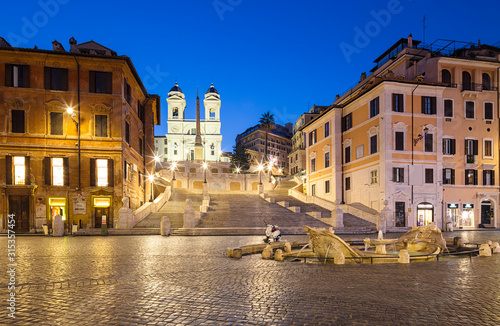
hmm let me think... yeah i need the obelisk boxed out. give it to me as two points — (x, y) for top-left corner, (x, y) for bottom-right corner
(194, 87), (204, 160)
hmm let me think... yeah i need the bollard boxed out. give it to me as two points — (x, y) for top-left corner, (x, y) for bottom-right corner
(101, 215), (108, 236)
(479, 243), (492, 257)
(274, 249), (284, 261)
(398, 249), (410, 264)
(161, 216), (171, 236)
(42, 224), (49, 236)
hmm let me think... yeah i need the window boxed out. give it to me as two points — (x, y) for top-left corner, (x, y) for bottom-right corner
(370, 135), (377, 154)
(324, 122), (330, 137)
(370, 97), (379, 118)
(324, 152), (330, 168)
(442, 69), (452, 85)
(90, 71), (112, 94)
(125, 122), (130, 144)
(370, 170), (378, 185)
(462, 71), (472, 91)
(443, 168), (455, 185)
(52, 158), (64, 186)
(309, 130), (317, 146)
(311, 184), (316, 196)
(50, 112), (63, 135)
(421, 96), (436, 114)
(392, 93), (404, 112)
(465, 139), (478, 163)
(11, 110), (25, 133)
(174, 150), (178, 155)
(356, 145), (364, 159)
(443, 138), (456, 155)
(5, 64), (30, 88)
(444, 100), (453, 117)
(124, 79), (131, 104)
(14, 156), (26, 185)
(124, 161), (134, 182)
(424, 134), (433, 152)
(164, 139), (168, 145)
(483, 170), (495, 186)
(97, 159), (109, 187)
(342, 113), (352, 131)
(465, 101), (475, 119)
(210, 109), (215, 120)
(95, 115), (108, 137)
(425, 169), (433, 184)
(482, 73), (491, 91)
(325, 180), (330, 193)
(345, 177), (351, 191)
(311, 158), (316, 172)
(484, 139), (493, 158)
(465, 169), (478, 185)
(173, 108), (179, 118)
(139, 137), (143, 156)
(344, 146), (351, 164)
(484, 103), (494, 120)
(395, 132), (404, 151)
(393, 167), (404, 183)
(44, 67), (68, 91)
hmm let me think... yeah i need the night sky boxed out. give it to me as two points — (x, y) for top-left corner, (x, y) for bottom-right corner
(2, 0), (500, 151)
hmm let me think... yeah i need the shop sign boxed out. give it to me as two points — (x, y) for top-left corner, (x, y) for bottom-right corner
(73, 195), (87, 215)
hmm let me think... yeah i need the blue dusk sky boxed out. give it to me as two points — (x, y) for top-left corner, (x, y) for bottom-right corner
(2, 0), (500, 151)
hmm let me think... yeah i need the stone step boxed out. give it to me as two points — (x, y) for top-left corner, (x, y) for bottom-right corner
(172, 226), (375, 236)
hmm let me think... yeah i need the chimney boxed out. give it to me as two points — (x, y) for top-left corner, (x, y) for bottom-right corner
(52, 40), (65, 52)
(408, 33), (413, 48)
(478, 39), (481, 46)
(69, 37), (77, 52)
(360, 72), (367, 82)
(335, 94), (340, 101)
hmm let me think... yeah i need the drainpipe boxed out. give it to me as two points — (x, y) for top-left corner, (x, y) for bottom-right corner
(411, 83), (420, 209)
(340, 112), (344, 204)
(497, 67), (500, 228)
(73, 55), (81, 191)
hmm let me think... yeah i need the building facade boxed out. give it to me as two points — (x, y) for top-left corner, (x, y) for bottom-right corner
(0, 37), (160, 233)
(236, 123), (293, 173)
(302, 35), (500, 230)
(289, 105), (328, 176)
(156, 83), (222, 162)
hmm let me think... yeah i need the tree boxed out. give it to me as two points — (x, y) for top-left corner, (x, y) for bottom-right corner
(231, 142), (250, 171)
(258, 111), (275, 162)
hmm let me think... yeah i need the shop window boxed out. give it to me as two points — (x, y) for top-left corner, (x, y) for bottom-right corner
(461, 204), (474, 227)
(392, 93), (404, 112)
(395, 202), (406, 227)
(5, 64), (30, 88)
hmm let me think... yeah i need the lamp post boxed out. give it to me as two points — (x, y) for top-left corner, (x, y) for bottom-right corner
(148, 174), (154, 202)
(258, 164), (263, 185)
(203, 162), (208, 183)
(67, 107), (80, 190)
(154, 155), (161, 172)
(236, 167), (241, 174)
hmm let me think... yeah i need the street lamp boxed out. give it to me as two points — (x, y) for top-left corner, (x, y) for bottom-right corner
(148, 174), (154, 202)
(203, 162), (208, 183)
(258, 164), (264, 185)
(236, 167), (241, 174)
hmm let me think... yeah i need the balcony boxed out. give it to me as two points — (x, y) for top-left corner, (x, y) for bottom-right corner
(461, 83), (499, 92)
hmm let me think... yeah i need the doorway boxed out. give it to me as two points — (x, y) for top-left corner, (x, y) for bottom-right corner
(395, 202), (406, 227)
(9, 195), (30, 232)
(416, 202), (434, 226)
(93, 196), (111, 228)
(481, 200), (494, 226)
(94, 207), (109, 228)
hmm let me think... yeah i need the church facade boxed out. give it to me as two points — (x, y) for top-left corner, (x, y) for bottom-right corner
(155, 83), (222, 162)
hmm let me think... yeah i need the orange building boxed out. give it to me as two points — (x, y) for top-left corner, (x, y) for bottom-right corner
(302, 35), (500, 230)
(0, 37), (160, 233)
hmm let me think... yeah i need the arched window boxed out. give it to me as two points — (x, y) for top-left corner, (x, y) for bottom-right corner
(462, 71), (472, 91)
(482, 73), (491, 91)
(442, 69), (451, 85)
(173, 108), (179, 117)
(209, 109), (215, 120)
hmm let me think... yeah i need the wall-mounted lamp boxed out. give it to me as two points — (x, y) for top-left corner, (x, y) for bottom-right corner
(413, 127), (429, 145)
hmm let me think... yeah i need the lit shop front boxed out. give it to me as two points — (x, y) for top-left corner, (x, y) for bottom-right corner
(48, 198), (67, 221)
(416, 202), (434, 226)
(460, 204), (474, 228)
(446, 203), (459, 228)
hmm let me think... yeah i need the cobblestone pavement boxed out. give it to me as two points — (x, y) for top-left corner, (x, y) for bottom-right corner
(1, 231), (500, 325)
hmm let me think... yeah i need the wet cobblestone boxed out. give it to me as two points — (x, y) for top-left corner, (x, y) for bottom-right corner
(1, 231), (500, 325)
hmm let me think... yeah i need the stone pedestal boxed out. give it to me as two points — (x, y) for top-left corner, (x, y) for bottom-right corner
(183, 199), (196, 228)
(284, 242), (292, 253)
(203, 183), (209, 196)
(161, 216), (171, 236)
(332, 200), (344, 228)
(118, 197), (134, 229)
(274, 249), (284, 261)
(258, 184), (264, 194)
(398, 249), (410, 263)
(52, 214), (64, 237)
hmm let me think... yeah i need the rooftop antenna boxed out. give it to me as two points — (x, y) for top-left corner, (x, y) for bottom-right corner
(422, 16), (426, 46)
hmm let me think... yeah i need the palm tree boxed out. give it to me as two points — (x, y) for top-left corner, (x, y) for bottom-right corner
(259, 111), (275, 162)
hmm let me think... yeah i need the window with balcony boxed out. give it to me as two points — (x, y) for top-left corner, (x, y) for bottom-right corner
(465, 139), (478, 163)
(462, 71), (472, 91)
(442, 69), (452, 85)
(482, 73), (491, 91)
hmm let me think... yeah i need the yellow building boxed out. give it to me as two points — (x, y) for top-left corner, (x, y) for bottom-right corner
(302, 35), (500, 230)
(0, 37), (160, 233)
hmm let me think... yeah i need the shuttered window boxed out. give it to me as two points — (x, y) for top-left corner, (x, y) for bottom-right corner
(89, 71), (112, 94)
(11, 110), (25, 133)
(5, 64), (30, 88)
(95, 115), (108, 137)
(44, 67), (68, 91)
(50, 112), (63, 135)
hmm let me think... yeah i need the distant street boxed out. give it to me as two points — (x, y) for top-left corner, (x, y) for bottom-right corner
(1, 231), (500, 325)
